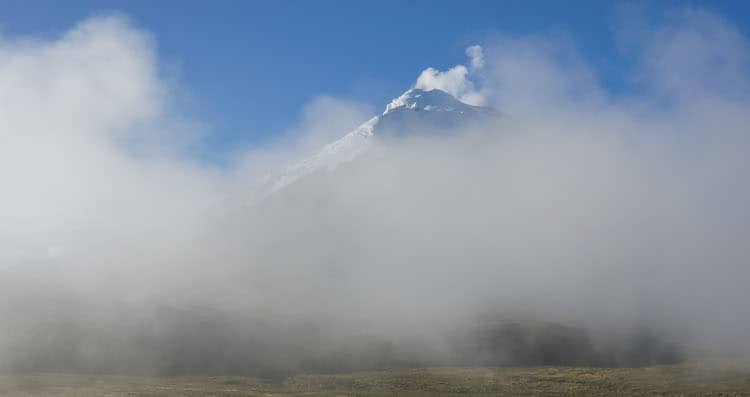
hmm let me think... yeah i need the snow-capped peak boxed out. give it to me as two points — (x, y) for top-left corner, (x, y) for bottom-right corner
(257, 88), (498, 198)
(384, 88), (474, 115)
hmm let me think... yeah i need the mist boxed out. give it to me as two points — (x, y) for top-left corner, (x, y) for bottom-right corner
(1, 9), (749, 376)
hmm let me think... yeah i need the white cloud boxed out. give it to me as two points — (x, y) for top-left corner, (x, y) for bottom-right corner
(413, 45), (485, 105)
(466, 44), (485, 71)
(0, 15), (217, 269)
(639, 9), (750, 101)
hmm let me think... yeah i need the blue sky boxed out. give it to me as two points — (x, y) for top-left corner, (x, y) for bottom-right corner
(1, 0), (749, 157)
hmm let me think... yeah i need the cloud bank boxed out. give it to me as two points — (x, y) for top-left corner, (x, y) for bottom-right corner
(1, 8), (750, 375)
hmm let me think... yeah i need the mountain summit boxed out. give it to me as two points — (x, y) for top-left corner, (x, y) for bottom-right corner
(262, 88), (498, 195)
(384, 88), (490, 115)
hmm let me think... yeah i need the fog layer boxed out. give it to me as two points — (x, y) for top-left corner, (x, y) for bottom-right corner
(1, 10), (749, 375)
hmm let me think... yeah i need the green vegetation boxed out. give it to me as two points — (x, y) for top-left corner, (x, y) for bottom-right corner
(2, 364), (750, 396)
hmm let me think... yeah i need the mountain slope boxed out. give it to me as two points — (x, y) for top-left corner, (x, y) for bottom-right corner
(261, 88), (499, 196)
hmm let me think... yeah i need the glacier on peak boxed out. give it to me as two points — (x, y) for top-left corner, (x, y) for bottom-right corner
(384, 88), (478, 114)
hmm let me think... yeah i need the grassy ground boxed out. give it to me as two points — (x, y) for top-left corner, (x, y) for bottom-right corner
(2, 364), (750, 396)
